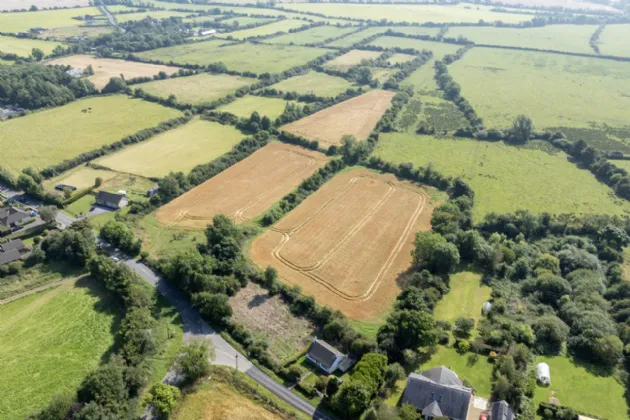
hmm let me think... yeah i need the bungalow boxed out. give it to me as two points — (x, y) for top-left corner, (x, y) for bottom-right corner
(0, 239), (27, 265)
(491, 400), (515, 420)
(402, 366), (472, 420)
(305, 339), (346, 374)
(0, 207), (29, 229)
(95, 191), (128, 210)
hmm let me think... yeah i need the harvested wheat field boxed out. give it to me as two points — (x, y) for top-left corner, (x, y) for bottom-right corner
(45, 55), (180, 89)
(249, 169), (435, 321)
(282, 90), (395, 148)
(155, 144), (328, 228)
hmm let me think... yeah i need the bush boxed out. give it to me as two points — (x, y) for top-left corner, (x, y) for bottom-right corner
(456, 340), (471, 354)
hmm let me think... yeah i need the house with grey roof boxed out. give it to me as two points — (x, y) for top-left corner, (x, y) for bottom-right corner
(402, 366), (472, 420)
(95, 191), (128, 210)
(0, 239), (27, 266)
(0, 207), (29, 229)
(305, 339), (347, 374)
(491, 400), (515, 420)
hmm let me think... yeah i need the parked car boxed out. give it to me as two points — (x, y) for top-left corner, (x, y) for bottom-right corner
(480, 412), (488, 420)
(111, 256), (120, 262)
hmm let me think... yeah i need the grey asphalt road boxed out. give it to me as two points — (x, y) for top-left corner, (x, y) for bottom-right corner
(124, 259), (332, 420)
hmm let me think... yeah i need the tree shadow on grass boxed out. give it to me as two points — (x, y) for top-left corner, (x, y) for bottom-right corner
(247, 293), (272, 309)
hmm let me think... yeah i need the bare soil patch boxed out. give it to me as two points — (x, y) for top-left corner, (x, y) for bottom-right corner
(229, 282), (313, 363)
(281, 90), (395, 148)
(249, 169), (435, 321)
(155, 144), (329, 229)
(46, 55), (180, 89)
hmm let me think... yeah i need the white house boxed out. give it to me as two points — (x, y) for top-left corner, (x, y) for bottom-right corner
(305, 339), (346, 374)
(536, 362), (551, 386)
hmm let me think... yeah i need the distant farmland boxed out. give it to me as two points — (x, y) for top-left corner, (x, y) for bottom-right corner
(0, 7), (100, 32)
(368, 36), (460, 60)
(0, 35), (63, 57)
(155, 144), (329, 228)
(267, 71), (355, 97)
(323, 49), (381, 72)
(268, 25), (357, 45)
(217, 96), (295, 120)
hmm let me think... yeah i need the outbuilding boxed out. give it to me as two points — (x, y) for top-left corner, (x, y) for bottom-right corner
(536, 362), (551, 386)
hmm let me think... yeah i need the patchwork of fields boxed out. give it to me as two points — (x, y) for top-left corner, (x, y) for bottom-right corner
(156, 144), (329, 228)
(267, 70), (355, 97)
(250, 169), (434, 320)
(599, 24), (630, 57)
(217, 95), (294, 119)
(0, 7), (100, 32)
(369, 36), (460, 59)
(267, 25), (358, 45)
(323, 49), (381, 71)
(226, 19), (308, 39)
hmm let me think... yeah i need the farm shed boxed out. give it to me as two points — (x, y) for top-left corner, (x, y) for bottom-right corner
(537, 362), (551, 385)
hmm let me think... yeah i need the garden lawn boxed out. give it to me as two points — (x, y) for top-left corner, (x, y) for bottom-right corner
(137, 73), (257, 105)
(227, 19), (307, 39)
(599, 24), (630, 57)
(217, 95), (294, 119)
(534, 356), (627, 420)
(267, 71), (354, 97)
(448, 25), (597, 54)
(268, 25), (357, 45)
(424, 346), (493, 397)
(43, 166), (117, 194)
(63, 194), (95, 218)
(375, 133), (630, 220)
(434, 272), (490, 326)
(369, 36), (460, 60)
(137, 41), (331, 74)
(0, 95), (181, 177)
(96, 119), (244, 178)
(0, 7), (101, 32)
(450, 48), (630, 151)
(0, 35), (63, 57)
(0, 278), (119, 420)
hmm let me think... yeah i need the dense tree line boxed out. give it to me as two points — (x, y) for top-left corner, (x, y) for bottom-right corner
(100, 220), (143, 255)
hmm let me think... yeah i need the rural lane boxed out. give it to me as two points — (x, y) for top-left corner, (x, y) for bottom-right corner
(124, 259), (332, 420)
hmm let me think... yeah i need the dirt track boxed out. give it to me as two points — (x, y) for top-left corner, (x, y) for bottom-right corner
(155, 143), (329, 229)
(281, 90), (395, 148)
(249, 169), (435, 321)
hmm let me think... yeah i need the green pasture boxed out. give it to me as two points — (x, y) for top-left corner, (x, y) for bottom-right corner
(369, 36), (460, 60)
(137, 214), (206, 259)
(389, 27), (441, 37)
(114, 10), (190, 23)
(213, 5), (354, 26)
(96, 119), (244, 178)
(0, 7), (100, 32)
(40, 25), (114, 40)
(43, 166), (117, 194)
(0, 95), (181, 177)
(268, 71), (354, 97)
(220, 16), (275, 27)
(599, 24), (630, 57)
(217, 95), (294, 120)
(434, 271), (491, 326)
(450, 48), (630, 150)
(268, 25), (357, 45)
(325, 26), (390, 48)
(137, 73), (257, 105)
(137, 41), (331, 74)
(0, 278), (119, 420)
(375, 133), (630, 220)
(227, 19), (307, 39)
(0, 263), (80, 301)
(372, 67), (396, 83)
(281, 3), (531, 24)
(323, 49), (381, 72)
(388, 53), (416, 64)
(534, 356), (627, 420)
(447, 25), (597, 54)
(397, 95), (468, 132)
(402, 58), (439, 94)
(0, 35), (63, 57)
(0, 58), (14, 65)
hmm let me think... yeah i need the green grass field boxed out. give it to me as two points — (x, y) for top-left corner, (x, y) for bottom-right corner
(434, 272), (491, 326)
(96, 119), (244, 178)
(268, 25), (357, 45)
(0, 95), (181, 177)
(402, 58), (439, 94)
(217, 95), (294, 119)
(388, 27), (441, 37)
(114, 10), (190, 23)
(227, 19), (308, 39)
(397, 95), (468, 133)
(372, 67), (396, 82)
(0, 7), (100, 32)
(221, 16), (275, 27)
(369, 36), (460, 60)
(43, 166), (117, 193)
(267, 71), (354, 97)
(137, 40), (331, 74)
(0, 278), (119, 419)
(450, 48), (630, 151)
(599, 24), (630, 57)
(325, 26), (392, 48)
(0, 263), (80, 301)
(447, 25), (597, 54)
(40, 25), (114, 41)
(323, 49), (382, 71)
(137, 73), (256, 105)
(0, 35), (63, 57)
(281, 3), (530, 24)
(388, 53), (416, 64)
(0, 58), (14, 65)
(534, 356), (627, 419)
(63, 194), (95, 218)
(137, 214), (206, 258)
(375, 133), (630, 220)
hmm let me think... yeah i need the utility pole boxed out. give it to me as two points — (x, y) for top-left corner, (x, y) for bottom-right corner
(235, 354), (238, 372)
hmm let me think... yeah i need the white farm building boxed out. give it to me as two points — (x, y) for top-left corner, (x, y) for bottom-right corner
(537, 362), (551, 386)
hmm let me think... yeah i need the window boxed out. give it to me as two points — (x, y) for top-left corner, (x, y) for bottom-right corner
(430, 392), (435, 401)
(437, 394), (443, 403)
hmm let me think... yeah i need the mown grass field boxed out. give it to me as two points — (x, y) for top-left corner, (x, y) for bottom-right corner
(137, 40), (331, 74)
(43, 166), (117, 193)
(447, 25), (597, 54)
(325, 26), (391, 48)
(0, 35), (63, 57)
(0, 278), (119, 420)
(450, 48), (630, 151)
(375, 133), (630, 220)
(97, 119), (244, 178)
(227, 19), (307, 39)
(0, 7), (100, 32)
(217, 95), (294, 119)
(281, 3), (530, 24)
(268, 25), (357, 45)
(323, 49), (382, 71)
(434, 271), (491, 326)
(136, 214), (206, 259)
(534, 356), (627, 420)
(599, 24), (630, 57)
(402, 58), (440, 94)
(137, 73), (257, 105)
(0, 95), (181, 177)
(268, 71), (354, 97)
(369, 36), (460, 60)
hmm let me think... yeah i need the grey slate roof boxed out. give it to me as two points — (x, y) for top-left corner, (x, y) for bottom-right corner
(491, 400), (515, 420)
(423, 401), (444, 418)
(0, 207), (29, 226)
(307, 339), (344, 370)
(0, 249), (22, 265)
(95, 191), (125, 206)
(402, 368), (472, 420)
(0, 239), (25, 253)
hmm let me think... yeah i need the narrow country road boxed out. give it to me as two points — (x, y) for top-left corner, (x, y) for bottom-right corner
(124, 259), (332, 420)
